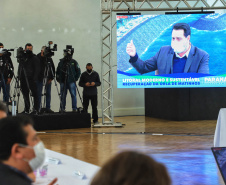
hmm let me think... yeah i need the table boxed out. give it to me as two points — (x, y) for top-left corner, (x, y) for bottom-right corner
(214, 108), (226, 147)
(33, 149), (100, 185)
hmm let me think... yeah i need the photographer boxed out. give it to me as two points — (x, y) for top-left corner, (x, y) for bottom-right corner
(18, 43), (40, 114)
(0, 43), (14, 103)
(56, 47), (81, 112)
(37, 46), (55, 113)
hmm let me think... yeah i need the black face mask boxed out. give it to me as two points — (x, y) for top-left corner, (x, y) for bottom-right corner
(26, 50), (33, 56)
(87, 69), (92, 73)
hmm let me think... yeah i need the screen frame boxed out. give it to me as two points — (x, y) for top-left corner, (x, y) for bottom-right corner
(116, 12), (226, 88)
(165, 11), (215, 14)
(211, 147), (226, 184)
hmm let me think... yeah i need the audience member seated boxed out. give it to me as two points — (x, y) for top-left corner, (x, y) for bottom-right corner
(91, 151), (171, 185)
(0, 101), (37, 182)
(0, 101), (7, 119)
(0, 116), (57, 185)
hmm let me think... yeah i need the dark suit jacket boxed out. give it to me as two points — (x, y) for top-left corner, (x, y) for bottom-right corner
(0, 163), (32, 185)
(129, 44), (209, 75)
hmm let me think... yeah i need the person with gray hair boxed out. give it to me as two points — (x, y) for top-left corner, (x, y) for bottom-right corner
(37, 46), (55, 113)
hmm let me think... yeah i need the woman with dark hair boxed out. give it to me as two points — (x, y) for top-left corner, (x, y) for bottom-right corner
(91, 151), (171, 185)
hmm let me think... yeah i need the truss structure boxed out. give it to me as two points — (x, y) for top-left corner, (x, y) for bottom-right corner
(100, 0), (226, 126)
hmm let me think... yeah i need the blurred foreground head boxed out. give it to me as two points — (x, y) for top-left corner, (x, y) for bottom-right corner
(0, 101), (7, 119)
(91, 151), (171, 185)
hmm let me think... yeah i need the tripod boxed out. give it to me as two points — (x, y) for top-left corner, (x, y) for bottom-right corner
(39, 57), (62, 113)
(59, 57), (83, 112)
(12, 57), (35, 113)
(0, 55), (16, 113)
(0, 57), (10, 103)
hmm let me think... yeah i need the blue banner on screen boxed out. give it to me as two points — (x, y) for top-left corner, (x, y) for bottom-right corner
(117, 13), (226, 88)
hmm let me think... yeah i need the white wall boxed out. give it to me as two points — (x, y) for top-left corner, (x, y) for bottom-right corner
(0, 0), (145, 116)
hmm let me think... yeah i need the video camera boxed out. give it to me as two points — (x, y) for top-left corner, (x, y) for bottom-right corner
(44, 41), (57, 58)
(0, 48), (14, 57)
(16, 47), (26, 60)
(16, 47), (31, 62)
(63, 45), (74, 61)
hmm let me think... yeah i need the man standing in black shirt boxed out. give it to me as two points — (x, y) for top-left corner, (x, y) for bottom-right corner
(0, 43), (14, 103)
(37, 46), (55, 113)
(79, 63), (101, 124)
(18, 43), (40, 114)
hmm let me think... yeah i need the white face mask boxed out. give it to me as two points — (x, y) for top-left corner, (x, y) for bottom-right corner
(0, 48), (4, 54)
(171, 38), (189, 54)
(20, 141), (46, 171)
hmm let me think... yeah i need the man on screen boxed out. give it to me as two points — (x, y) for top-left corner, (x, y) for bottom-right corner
(126, 23), (209, 75)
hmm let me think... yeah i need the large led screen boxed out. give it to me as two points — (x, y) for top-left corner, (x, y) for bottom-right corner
(117, 13), (226, 88)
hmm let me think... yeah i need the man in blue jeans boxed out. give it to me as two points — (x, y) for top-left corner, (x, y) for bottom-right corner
(37, 46), (55, 113)
(56, 49), (81, 112)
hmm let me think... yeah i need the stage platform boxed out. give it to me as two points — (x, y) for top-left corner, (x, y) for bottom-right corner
(19, 112), (91, 131)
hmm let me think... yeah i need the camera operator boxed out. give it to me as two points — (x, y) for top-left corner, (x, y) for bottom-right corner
(37, 46), (55, 113)
(56, 47), (81, 112)
(0, 43), (14, 103)
(18, 43), (40, 114)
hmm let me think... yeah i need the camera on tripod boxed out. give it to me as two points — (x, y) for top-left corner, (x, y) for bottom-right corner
(16, 47), (26, 61)
(16, 47), (32, 63)
(44, 41), (57, 58)
(63, 45), (74, 60)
